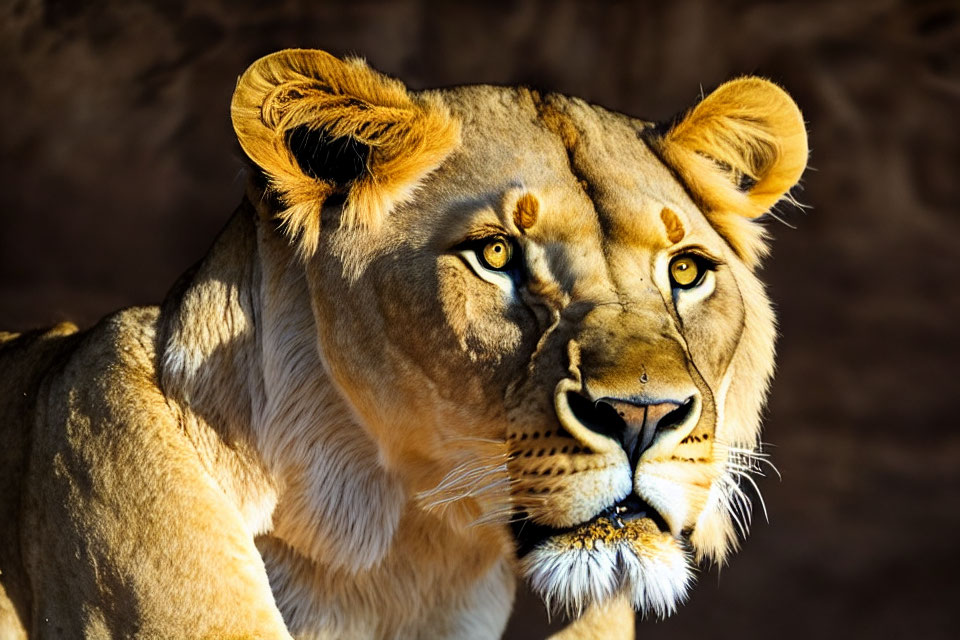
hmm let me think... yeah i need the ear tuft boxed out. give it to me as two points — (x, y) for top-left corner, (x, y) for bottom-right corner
(231, 49), (460, 258)
(648, 77), (808, 266)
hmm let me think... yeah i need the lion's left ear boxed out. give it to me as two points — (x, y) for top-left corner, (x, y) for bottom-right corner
(647, 77), (808, 266)
(231, 49), (460, 257)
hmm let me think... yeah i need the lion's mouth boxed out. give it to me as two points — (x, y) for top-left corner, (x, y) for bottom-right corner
(512, 492), (671, 557)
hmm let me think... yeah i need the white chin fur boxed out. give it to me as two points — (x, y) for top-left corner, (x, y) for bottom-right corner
(520, 536), (692, 619)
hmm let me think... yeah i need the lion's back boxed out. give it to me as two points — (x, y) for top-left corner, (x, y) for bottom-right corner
(0, 322), (82, 443)
(0, 320), (82, 477)
(0, 321), (82, 635)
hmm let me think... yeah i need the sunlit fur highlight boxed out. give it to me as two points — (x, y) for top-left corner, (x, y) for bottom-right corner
(0, 49), (807, 639)
(648, 77), (808, 265)
(231, 49), (460, 258)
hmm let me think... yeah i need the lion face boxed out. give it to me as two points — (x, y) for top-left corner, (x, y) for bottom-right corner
(232, 51), (806, 618)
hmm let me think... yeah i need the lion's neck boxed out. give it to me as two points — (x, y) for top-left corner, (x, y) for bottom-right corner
(158, 201), (277, 532)
(158, 198), (407, 568)
(156, 196), (515, 633)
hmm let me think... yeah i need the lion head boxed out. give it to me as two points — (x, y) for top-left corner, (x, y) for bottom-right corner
(230, 49), (807, 620)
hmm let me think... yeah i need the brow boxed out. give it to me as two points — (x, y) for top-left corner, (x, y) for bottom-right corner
(660, 207), (686, 244)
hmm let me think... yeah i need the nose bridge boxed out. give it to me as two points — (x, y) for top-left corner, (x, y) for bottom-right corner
(576, 301), (691, 401)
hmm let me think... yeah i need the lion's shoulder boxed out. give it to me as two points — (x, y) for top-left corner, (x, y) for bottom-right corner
(0, 321), (82, 411)
(0, 307), (163, 444)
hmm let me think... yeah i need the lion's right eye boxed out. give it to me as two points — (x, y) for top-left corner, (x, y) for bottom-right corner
(480, 238), (513, 271)
(457, 235), (523, 295)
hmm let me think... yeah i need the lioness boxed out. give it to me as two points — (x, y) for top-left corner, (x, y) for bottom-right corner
(0, 49), (807, 639)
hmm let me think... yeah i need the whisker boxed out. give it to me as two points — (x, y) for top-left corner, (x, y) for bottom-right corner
(729, 469), (769, 523)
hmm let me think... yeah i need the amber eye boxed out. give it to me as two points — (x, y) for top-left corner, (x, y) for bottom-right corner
(480, 238), (513, 271)
(669, 255), (703, 288)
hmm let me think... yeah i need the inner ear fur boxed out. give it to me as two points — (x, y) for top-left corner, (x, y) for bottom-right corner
(231, 49), (460, 257)
(648, 77), (808, 266)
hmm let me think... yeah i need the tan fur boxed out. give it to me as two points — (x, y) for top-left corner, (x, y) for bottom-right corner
(549, 597), (635, 640)
(0, 49), (806, 638)
(647, 77), (808, 265)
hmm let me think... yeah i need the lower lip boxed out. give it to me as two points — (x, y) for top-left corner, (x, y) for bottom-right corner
(511, 493), (669, 556)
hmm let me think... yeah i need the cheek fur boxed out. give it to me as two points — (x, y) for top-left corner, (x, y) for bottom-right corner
(437, 256), (526, 367)
(678, 268), (745, 386)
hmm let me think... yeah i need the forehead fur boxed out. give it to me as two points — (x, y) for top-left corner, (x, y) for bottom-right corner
(428, 86), (716, 253)
(426, 80), (804, 268)
(513, 193), (540, 231)
(660, 207), (686, 244)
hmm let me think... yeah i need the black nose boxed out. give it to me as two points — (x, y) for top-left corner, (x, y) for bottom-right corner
(566, 392), (696, 466)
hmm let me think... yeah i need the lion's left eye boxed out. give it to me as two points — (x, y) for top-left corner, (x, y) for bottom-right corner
(669, 254), (711, 289)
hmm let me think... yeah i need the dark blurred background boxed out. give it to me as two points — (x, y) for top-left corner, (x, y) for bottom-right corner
(1, 0), (957, 637)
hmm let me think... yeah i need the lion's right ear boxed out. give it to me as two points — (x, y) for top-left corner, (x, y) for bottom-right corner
(231, 49), (460, 257)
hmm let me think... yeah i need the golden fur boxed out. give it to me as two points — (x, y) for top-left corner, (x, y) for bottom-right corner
(0, 49), (806, 638)
(647, 77), (808, 264)
(231, 49), (460, 258)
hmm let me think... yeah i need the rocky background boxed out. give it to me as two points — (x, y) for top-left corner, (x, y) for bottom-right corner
(1, 0), (957, 637)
